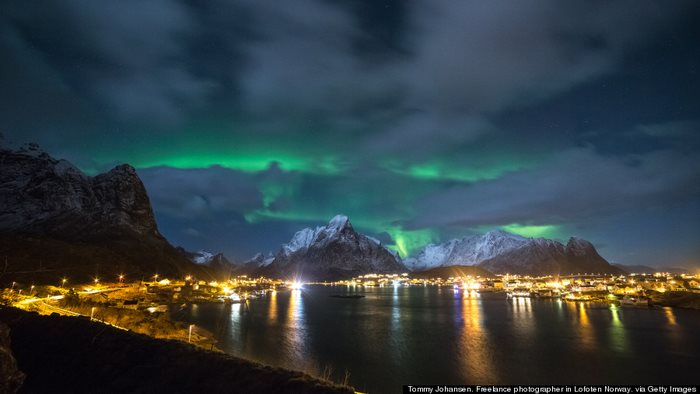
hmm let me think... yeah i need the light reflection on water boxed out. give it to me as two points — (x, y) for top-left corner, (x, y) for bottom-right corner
(171, 286), (700, 393)
(608, 305), (628, 352)
(458, 292), (497, 382)
(284, 289), (308, 367)
(268, 290), (277, 322)
(664, 306), (677, 326)
(509, 296), (535, 344)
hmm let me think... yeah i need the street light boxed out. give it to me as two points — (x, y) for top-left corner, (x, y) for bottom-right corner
(118, 274), (124, 283)
(11, 281), (15, 290)
(153, 274), (159, 282)
(90, 307), (96, 320)
(188, 324), (194, 343)
(94, 277), (99, 285)
(61, 278), (67, 288)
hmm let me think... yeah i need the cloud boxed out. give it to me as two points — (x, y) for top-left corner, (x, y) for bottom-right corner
(3, 0), (212, 124)
(401, 1), (688, 113)
(636, 120), (700, 140)
(1, 1), (694, 153)
(138, 166), (263, 219)
(407, 147), (700, 229)
(183, 227), (202, 237)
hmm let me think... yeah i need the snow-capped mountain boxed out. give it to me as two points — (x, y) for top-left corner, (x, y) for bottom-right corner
(192, 250), (215, 264)
(177, 248), (234, 267)
(404, 230), (529, 270)
(259, 215), (406, 281)
(479, 237), (623, 276)
(0, 143), (209, 282)
(243, 252), (276, 268)
(406, 230), (621, 276)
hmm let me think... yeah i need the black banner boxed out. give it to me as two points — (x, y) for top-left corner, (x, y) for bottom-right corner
(402, 386), (699, 394)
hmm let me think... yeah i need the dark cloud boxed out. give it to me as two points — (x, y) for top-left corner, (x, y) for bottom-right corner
(138, 166), (263, 219)
(408, 147), (700, 229)
(401, 1), (688, 114)
(3, 0), (212, 124)
(636, 120), (700, 140)
(0, 1), (699, 266)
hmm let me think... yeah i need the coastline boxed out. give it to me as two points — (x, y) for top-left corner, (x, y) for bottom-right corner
(0, 307), (354, 393)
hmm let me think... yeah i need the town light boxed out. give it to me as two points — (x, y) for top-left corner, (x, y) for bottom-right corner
(290, 281), (303, 290)
(118, 274), (124, 282)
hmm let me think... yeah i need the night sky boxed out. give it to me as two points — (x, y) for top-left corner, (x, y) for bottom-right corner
(1, 1), (699, 267)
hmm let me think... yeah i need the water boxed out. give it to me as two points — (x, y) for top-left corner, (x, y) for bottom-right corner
(170, 286), (700, 393)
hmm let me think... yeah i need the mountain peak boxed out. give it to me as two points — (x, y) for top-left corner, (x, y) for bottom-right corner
(567, 236), (593, 248)
(406, 229), (529, 271)
(262, 214), (405, 280)
(484, 229), (525, 240)
(327, 214), (350, 230)
(108, 163), (138, 175)
(1, 145), (211, 282)
(0, 145), (158, 237)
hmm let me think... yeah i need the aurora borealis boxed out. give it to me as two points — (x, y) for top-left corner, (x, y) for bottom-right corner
(1, 1), (699, 267)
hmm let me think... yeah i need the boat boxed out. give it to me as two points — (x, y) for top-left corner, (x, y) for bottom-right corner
(531, 289), (560, 299)
(507, 288), (531, 298)
(620, 295), (651, 307)
(330, 294), (365, 299)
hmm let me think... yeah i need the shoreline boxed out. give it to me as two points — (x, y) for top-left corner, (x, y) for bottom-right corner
(0, 307), (355, 393)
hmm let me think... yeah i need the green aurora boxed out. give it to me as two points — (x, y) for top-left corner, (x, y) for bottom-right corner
(63, 130), (569, 257)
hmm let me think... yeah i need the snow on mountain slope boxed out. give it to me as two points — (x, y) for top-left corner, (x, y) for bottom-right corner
(192, 250), (215, 264)
(259, 215), (406, 281)
(406, 230), (528, 270)
(478, 237), (623, 276)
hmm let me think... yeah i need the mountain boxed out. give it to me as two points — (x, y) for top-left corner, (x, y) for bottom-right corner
(612, 264), (657, 274)
(258, 215), (406, 281)
(176, 248), (236, 277)
(0, 144), (211, 284)
(478, 237), (623, 276)
(409, 265), (494, 279)
(234, 252), (276, 276)
(178, 249), (233, 266)
(407, 229), (621, 276)
(404, 230), (529, 271)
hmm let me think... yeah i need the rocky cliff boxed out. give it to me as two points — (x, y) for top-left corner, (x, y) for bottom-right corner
(0, 144), (210, 284)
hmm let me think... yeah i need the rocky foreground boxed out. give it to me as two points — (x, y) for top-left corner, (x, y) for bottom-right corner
(0, 307), (353, 393)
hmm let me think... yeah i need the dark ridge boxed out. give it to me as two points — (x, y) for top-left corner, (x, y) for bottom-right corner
(0, 146), (223, 284)
(0, 307), (353, 394)
(410, 265), (494, 279)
